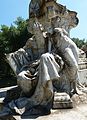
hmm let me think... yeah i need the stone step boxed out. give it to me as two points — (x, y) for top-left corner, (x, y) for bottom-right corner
(0, 86), (18, 112)
(53, 101), (73, 109)
(0, 87), (87, 120)
(79, 69), (87, 86)
(78, 62), (87, 69)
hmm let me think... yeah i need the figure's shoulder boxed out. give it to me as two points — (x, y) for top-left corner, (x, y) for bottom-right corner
(24, 36), (37, 49)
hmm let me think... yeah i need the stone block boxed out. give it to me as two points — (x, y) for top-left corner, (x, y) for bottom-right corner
(53, 92), (73, 109)
(79, 69), (87, 86)
(78, 62), (87, 69)
(53, 101), (73, 109)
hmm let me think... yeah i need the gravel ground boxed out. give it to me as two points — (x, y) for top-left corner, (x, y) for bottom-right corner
(0, 86), (87, 120)
(13, 103), (87, 120)
(33, 104), (87, 120)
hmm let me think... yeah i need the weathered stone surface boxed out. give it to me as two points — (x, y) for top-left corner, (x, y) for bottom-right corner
(78, 49), (87, 69)
(79, 62), (87, 69)
(79, 69), (87, 86)
(53, 101), (73, 109)
(13, 104), (87, 120)
(53, 92), (73, 109)
(1, 0), (87, 119)
(0, 116), (15, 120)
(78, 48), (87, 86)
(0, 87), (87, 120)
(28, 0), (78, 34)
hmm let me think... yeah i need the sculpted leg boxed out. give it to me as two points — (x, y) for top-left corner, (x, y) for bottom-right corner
(39, 53), (60, 83)
(61, 47), (79, 95)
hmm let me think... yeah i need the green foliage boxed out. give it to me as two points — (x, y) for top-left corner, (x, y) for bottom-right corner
(0, 17), (32, 87)
(0, 17), (32, 53)
(72, 38), (86, 48)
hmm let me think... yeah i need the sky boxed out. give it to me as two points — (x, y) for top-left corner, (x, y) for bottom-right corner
(0, 0), (87, 40)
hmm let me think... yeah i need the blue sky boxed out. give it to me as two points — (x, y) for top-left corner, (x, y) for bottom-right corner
(0, 0), (87, 40)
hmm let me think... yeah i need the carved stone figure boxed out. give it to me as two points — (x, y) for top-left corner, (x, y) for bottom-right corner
(29, 0), (45, 17)
(52, 27), (79, 93)
(28, 0), (79, 34)
(0, 0), (86, 117)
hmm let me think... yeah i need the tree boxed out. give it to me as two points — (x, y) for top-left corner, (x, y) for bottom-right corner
(72, 38), (86, 48)
(0, 17), (32, 87)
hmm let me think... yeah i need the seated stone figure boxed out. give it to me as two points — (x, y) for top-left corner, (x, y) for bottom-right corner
(0, 22), (79, 117)
(0, 20), (62, 116)
(52, 27), (79, 95)
(0, 0), (83, 117)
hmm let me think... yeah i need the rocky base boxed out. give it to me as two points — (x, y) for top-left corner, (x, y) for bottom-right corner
(0, 87), (87, 120)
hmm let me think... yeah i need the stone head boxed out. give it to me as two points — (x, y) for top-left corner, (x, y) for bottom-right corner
(68, 11), (79, 29)
(50, 8), (79, 33)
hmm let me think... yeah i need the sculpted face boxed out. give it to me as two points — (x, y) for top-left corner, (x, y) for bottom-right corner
(69, 11), (79, 29)
(51, 10), (79, 33)
(29, 0), (45, 18)
(28, 0), (79, 33)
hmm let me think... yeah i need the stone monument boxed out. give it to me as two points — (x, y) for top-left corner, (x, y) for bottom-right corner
(0, 0), (87, 118)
